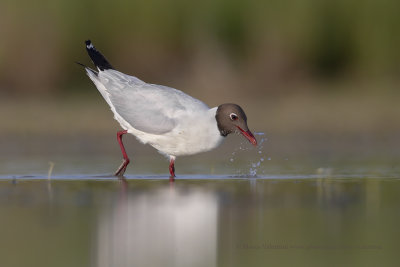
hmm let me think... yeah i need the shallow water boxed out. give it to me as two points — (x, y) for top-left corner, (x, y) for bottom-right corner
(1, 133), (400, 266)
(0, 177), (399, 267)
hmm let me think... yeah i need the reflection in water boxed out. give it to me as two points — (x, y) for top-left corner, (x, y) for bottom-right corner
(95, 182), (218, 267)
(0, 178), (399, 266)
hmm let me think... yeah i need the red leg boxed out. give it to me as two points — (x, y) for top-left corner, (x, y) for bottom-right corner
(169, 156), (176, 181)
(114, 130), (130, 176)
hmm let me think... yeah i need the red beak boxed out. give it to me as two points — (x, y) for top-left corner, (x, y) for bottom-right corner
(236, 126), (257, 146)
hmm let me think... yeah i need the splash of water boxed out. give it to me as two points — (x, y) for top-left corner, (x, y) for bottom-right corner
(229, 132), (268, 177)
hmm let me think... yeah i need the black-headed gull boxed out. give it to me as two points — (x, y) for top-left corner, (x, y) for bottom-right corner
(79, 40), (257, 178)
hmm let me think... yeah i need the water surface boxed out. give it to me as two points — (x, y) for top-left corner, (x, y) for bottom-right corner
(1, 132), (399, 266)
(0, 176), (399, 267)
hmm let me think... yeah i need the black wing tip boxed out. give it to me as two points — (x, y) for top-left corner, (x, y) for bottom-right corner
(85, 40), (96, 51)
(85, 40), (94, 48)
(84, 39), (113, 71)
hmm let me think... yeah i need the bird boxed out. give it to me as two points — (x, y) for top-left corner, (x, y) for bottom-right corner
(79, 40), (257, 179)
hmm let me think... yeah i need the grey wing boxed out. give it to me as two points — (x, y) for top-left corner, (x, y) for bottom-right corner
(98, 70), (206, 134)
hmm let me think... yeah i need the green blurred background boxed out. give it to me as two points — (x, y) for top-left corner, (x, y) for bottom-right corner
(2, 0), (400, 94)
(1, 0), (400, 171)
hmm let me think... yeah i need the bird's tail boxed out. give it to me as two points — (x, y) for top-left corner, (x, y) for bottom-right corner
(75, 61), (98, 76)
(85, 40), (114, 71)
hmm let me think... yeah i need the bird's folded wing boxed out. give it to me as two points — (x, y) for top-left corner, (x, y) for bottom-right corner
(98, 70), (207, 134)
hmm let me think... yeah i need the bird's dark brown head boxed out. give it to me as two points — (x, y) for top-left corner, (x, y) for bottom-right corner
(215, 103), (257, 146)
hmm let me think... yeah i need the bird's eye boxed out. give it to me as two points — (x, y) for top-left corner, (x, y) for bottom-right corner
(230, 113), (238, 121)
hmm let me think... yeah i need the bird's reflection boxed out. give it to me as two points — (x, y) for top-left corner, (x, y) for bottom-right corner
(95, 180), (218, 267)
